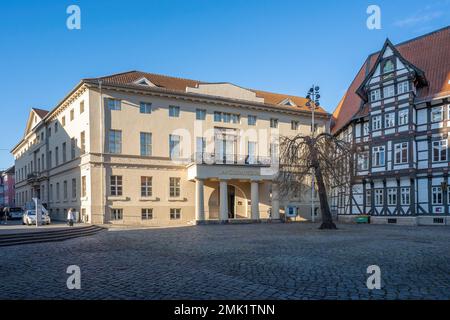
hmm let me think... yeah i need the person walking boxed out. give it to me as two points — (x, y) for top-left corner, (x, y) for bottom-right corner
(67, 208), (75, 227)
(2, 207), (9, 225)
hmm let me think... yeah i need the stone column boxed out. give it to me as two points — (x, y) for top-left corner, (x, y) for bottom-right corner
(219, 180), (228, 222)
(195, 179), (205, 223)
(251, 181), (260, 220)
(272, 182), (280, 219)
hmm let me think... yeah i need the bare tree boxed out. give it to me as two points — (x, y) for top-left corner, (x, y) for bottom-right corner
(276, 133), (354, 230)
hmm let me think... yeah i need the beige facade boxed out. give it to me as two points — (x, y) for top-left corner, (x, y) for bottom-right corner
(12, 72), (330, 225)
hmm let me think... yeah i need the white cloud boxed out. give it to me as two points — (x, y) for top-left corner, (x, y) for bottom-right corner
(394, 11), (444, 27)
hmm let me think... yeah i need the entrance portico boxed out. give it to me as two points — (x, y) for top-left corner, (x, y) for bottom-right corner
(188, 162), (280, 224)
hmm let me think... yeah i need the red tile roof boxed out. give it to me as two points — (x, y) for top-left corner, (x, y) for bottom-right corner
(85, 71), (328, 115)
(332, 26), (450, 134)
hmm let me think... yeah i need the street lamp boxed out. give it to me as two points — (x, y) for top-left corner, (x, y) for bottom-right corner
(306, 85), (321, 223)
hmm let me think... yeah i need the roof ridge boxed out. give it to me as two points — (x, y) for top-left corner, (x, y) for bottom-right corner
(83, 70), (138, 81)
(367, 25), (450, 58)
(138, 70), (202, 84)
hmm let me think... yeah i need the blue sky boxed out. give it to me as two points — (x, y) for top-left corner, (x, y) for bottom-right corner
(0, 0), (449, 169)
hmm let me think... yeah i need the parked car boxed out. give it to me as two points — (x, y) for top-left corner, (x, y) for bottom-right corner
(22, 210), (51, 225)
(8, 207), (24, 220)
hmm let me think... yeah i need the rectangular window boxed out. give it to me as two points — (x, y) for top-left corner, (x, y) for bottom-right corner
(63, 181), (68, 200)
(109, 130), (122, 154)
(169, 134), (181, 159)
(49, 184), (53, 202)
(387, 188), (397, 206)
(214, 111), (222, 122)
(196, 137), (206, 160)
(401, 187), (410, 205)
(111, 209), (123, 221)
(247, 141), (257, 164)
(169, 177), (181, 198)
(196, 109), (206, 120)
(141, 208), (153, 220)
(383, 85), (395, 98)
(375, 189), (383, 206)
(140, 132), (152, 156)
(106, 98), (121, 111)
(398, 109), (409, 125)
(363, 122), (370, 136)
(248, 115), (257, 126)
(230, 114), (240, 124)
(72, 178), (77, 199)
(270, 143), (279, 161)
(80, 101), (85, 114)
(394, 142), (408, 164)
(366, 190), (372, 207)
(291, 121), (299, 130)
(432, 140), (448, 162)
(385, 113), (395, 128)
(140, 102), (152, 114)
(370, 89), (381, 102)
(372, 115), (382, 130)
(431, 106), (443, 122)
(169, 106), (180, 117)
(81, 176), (86, 198)
(70, 109), (74, 121)
(56, 182), (61, 201)
(270, 118), (278, 128)
(141, 177), (153, 197)
(80, 131), (86, 154)
(71, 138), (76, 159)
(432, 187), (443, 205)
(170, 208), (181, 220)
(357, 151), (369, 170)
(110, 176), (123, 196)
(372, 146), (385, 167)
(55, 147), (59, 166)
(49, 151), (52, 168)
(397, 81), (409, 94)
(62, 143), (67, 163)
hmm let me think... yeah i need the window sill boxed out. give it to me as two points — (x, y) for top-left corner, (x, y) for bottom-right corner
(168, 197), (186, 202)
(107, 196), (129, 201)
(139, 197), (159, 202)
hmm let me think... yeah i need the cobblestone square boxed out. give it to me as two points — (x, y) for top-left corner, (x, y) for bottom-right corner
(1, 223), (449, 300)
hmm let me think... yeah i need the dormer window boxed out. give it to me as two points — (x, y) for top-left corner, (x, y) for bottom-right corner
(133, 77), (155, 87)
(280, 98), (296, 107)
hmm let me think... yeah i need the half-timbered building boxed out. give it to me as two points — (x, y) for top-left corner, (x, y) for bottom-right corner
(331, 26), (450, 225)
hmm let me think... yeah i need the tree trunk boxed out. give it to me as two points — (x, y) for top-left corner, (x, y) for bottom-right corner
(314, 161), (337, 230)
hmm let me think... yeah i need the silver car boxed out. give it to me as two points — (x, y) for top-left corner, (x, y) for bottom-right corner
(22, 210), (51, 225)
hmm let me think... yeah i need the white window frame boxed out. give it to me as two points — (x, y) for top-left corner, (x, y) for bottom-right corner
(141, 176), (153, 197)
(372, 115), (382, 131)
(431, 106), (443, 122)
(372, 146), (385, 167)
(141, 208), (153, 220)
(170, 208), (181, 220)
(432, 140), (448, 162)
(248, 115), (257, 126)
(357, 151), (369, 171)
(394, 142), (408, 164)
(169, 106), (180, 118)
(432, 187), (443, 205)
(110, 176), (123, 196)
(398, 109), (409, 125)
(400, 187), (410, 205)
(387, 188), (397, 206)
(140, 102), (152, 114)
(375, 189), (383, 206)
(111, 209), (123, 221)
(370, 89), (381, 102)
(169, 177), (181, 198)
(363, 122), (370, 136)
(397, 81), (409, 94)
(383, 85), (395, 99)
(384, 113), (395, 128)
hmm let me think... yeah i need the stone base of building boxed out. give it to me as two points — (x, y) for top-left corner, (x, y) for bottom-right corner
(195, 219), (282, 225)
(338, 215), (450, 226)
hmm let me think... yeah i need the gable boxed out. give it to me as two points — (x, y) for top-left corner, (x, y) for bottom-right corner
(186, 83), (265, 103)
(24, 109), (48, 136)
(356, 39), (427, 101)
(133, 77), (156, 87)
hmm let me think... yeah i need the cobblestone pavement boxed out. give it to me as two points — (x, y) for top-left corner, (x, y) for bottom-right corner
(1, 223), (449, 300)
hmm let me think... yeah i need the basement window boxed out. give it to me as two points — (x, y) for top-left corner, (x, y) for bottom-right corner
(433, 218), (444, 224)
(387, 218), (397, 224)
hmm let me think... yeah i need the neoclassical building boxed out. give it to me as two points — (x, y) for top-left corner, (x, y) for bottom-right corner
(331, 27), (450, 225)
(12, 71), (330, 225)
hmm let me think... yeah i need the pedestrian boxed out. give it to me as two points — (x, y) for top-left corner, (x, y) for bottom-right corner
(2, 207), (8, 225)
(67, 208), (75, 227)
